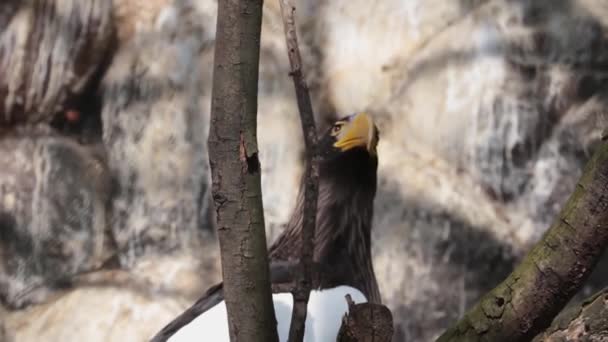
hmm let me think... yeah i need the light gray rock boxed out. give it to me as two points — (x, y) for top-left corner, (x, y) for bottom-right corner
(3, 251), (221, 342)
(0, 130), (111, 308)
(101, 0), (215, 264)
(0, 0), (113, 126)
(3, 0), (608, 341)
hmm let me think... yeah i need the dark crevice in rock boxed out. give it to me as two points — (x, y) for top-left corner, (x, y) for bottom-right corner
(50, 22), (118, 146)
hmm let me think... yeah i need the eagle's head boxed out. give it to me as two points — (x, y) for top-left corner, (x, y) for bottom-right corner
(316, 112), (379, 191)
(318, 112), (379, 160)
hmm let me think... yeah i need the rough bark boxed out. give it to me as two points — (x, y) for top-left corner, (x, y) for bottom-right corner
(337, 295), (394, 342)
(437, 141), (608, 342)
(0, 324), (6, 342)
(207, 0), (278, 341)
(278, 1), (320, 341)
(0, 305), (11, 342)
(533, 288), (608, 342)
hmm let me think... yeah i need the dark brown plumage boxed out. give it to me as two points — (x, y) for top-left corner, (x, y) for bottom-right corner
(151, 112), (380, 342)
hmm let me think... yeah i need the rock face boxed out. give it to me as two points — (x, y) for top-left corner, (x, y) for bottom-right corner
(3, 251), (221, 342)
(0, 130), (111, 309)
(2, 0), (608, 341)
(101, 0), (215, 263)
(0, 0), (114, 126)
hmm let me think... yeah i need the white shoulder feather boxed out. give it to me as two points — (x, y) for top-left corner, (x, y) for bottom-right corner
(168, 286), (367, 342)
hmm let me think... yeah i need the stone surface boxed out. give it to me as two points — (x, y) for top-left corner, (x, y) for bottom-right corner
(101, 0), (215, 264)
(0, 129), (111, 309)
(0, 0), (114, 126)
(2, 0), (608, 341)
(3, 251), (220, 342)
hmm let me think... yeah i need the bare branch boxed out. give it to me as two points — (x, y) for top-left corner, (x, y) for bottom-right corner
(207, 0), (278, 341)
(278, 1), (320, 341)
(437, 142), (608, 341)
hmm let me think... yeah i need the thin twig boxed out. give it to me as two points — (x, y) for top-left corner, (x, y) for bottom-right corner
(278, 1), (319, 341)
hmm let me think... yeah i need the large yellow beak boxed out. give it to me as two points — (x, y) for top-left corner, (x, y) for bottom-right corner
(333, 112), (377, 153)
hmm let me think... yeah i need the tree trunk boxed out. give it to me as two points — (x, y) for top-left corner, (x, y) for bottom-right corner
(207, 0), (279, 341)
(0, 305), (11, 342)
(533, 288), (608, 342)
(437, 141), (608, 342)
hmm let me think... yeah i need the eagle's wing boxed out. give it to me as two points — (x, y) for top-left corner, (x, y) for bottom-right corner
(150, 282), (225, 342)
(150, 261), (298, 342)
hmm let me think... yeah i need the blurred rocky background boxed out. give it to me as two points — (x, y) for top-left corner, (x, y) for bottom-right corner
(1, 0), (608, 341)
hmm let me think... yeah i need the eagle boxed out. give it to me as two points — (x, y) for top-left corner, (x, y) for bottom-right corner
(151, 112), (381, 342)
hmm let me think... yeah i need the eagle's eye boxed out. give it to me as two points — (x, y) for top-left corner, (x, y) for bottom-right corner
(331, 124), (342, 136)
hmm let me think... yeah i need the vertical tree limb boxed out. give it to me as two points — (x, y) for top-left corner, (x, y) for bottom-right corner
(207, 1), (278, 341)
(278, 1), (320, 341)
(437, 141), (608, 342)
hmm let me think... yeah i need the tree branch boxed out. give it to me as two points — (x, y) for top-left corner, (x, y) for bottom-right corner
(437, 141), (608, 342)
(278, 1), (320, 341)
(0, 306), (10, 342)
(207, 1), (278, 341)
(532, 288), (608, 341)
(337, 295), (394, 342)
